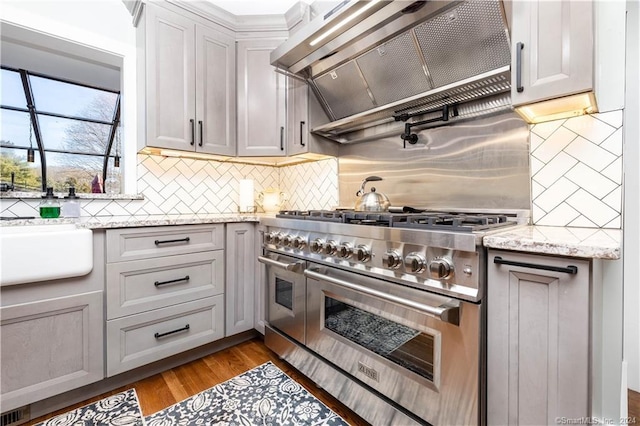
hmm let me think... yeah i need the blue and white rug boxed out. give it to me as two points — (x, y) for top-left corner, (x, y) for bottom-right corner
(34, 388), (143, 426)
(144, 361), (349, 426)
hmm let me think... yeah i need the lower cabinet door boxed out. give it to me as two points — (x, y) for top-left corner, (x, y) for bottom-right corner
(0, 291), (104, 412)
(487, 250), (590, 425)
(106, 295), (224, 377)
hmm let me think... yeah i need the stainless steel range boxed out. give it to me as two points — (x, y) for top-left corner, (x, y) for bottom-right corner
(259, 209), (527, 426)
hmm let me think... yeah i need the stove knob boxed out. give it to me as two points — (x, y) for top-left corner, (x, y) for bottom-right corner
(337, 242), (353, 259)
(429, 258), (454, 279)
(310, 239), (324, 253)
(323, 240), (338, 256)
(282, 234), (292, 247)
(292, 236), (307, 249)
(273, 233), (284, 245)
(355, 245), (371, 263)
(404, 252), (427, 273)
(382, 250), (402, 269)
(264, 232), (276, 244)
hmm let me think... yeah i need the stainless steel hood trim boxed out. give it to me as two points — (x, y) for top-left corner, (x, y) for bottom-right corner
(273, 0), (512, 143)
(410, 27), (436, 89)
(311, 66), (510, 135)
(314, 93), (514, 144)
(271, 0), (394, 72)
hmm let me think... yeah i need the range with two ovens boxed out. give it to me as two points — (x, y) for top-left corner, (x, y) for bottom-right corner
(259, 209), (524, 425)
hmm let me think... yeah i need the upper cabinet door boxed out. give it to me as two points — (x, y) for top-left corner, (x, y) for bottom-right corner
(237, 39), (287, 157)
(286, 77), (309, 157)
(511, 0), (594, 106)
(196, 25), (236, 156)
(145, 4), (196, 150)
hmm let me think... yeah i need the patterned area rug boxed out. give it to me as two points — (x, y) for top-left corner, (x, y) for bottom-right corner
(144, 362), (349, 426)
(34, 388), (143, 426)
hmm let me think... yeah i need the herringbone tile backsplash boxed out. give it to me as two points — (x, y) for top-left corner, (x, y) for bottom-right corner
(1, 110), (625, 230)
(531, 110), (623, 228)
(0, 156), (339, 217)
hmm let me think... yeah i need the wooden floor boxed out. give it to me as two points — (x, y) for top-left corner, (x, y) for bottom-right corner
(630, 389), (640, 423)
(26, 339), (640, 425)
(28, 338), (370, 425)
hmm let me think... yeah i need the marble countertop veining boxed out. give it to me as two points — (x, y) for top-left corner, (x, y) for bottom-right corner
(0, 214), (263, 229)
(483, 225), (622, 260)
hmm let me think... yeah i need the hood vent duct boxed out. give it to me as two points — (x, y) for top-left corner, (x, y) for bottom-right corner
(272, 0), (513, 144)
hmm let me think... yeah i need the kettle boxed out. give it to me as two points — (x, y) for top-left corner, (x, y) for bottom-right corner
(354, 176), (391, 212)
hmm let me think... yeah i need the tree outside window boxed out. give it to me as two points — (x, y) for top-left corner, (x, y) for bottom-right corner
(0, 67), (121, 193)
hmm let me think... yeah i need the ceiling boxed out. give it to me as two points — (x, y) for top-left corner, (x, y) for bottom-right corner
(207, 0), (313, 16)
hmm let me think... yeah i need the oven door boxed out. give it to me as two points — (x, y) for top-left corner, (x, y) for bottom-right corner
(305, 263), (481, 426)
(259, 252), (306, 344)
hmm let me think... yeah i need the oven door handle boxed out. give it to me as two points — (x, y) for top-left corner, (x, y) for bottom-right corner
(304, 269), (460, 325)
(258, 255), (304, 272)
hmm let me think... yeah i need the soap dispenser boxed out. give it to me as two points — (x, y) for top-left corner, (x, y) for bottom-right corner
(40, 187), (60, 218)
(62, 187), (81, 218)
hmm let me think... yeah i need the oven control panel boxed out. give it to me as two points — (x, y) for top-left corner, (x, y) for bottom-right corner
(262, 227), (483, 301)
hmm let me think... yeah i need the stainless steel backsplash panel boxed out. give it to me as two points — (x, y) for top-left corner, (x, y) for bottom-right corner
(338, 112), (530, 210)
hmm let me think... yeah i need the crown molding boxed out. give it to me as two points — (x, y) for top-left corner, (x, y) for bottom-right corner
(166, 0), (290, 33)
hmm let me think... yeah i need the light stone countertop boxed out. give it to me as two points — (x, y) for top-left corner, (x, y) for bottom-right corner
(1, 216), (622, 260)
(483, 225), (622, 260)
(0, 213), (263, 229)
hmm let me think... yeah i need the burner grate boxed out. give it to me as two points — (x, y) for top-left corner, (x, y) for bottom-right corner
(277, 209), (516, 232)
(394, 214), (512, 232)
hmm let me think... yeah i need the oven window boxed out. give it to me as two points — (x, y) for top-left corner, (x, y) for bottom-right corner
(324, 297), (435, 381)
(275, 277), (293, 310)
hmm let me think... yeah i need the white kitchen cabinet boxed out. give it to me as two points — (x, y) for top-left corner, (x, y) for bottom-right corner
(236, 39), (287, 157)
(510, 0), (593, 106)
(286, 77), (308, 156)
(105, 224), (225, 376)
(0, 232), (105, 413)
(142, 3), (236, 155)
(225, 223), (255, 336)
(487, 249), (590, 425)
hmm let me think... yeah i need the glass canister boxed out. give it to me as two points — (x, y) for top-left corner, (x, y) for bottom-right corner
(40, 187), (60, 218)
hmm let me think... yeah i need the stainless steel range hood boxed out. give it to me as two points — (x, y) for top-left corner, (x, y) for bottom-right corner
(271, 0), (513, 143)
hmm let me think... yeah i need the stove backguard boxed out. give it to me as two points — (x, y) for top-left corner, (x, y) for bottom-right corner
(337, 112), (530, 211)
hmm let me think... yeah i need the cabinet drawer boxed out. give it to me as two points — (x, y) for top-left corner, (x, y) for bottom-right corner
(1, 291), (103, 412)
(106, 251), (224, 319)
(106, 295), (224, 376)
(106, 225), (224, 263)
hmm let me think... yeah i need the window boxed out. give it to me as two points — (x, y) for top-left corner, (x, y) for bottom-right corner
(0, 67), (121, 193)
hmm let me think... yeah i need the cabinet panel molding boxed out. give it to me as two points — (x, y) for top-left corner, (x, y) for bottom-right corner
(0, 291), (103, 412)
(106, 250), (224, 319)
(106, 295), (224, 376)
(487, 250), (590, 425)
(225, 223), (255, 336)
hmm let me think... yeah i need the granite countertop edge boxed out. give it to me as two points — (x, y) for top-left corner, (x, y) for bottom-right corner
(1, 218), (622, 260)
(0, 214), (268, 229)
(483, 225), (622, 260)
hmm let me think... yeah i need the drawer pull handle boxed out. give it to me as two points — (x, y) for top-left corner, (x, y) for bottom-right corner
(155, 275), (190, 287)
(493, 256), (578, 274)
(154, 324), (190, 339)
(154, 237), (191, 246)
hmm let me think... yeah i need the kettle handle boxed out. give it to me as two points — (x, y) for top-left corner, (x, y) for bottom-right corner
(356, 176), (383, 196)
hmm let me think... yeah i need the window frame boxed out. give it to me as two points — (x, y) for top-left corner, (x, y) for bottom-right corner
(0, 66), (121, 192)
